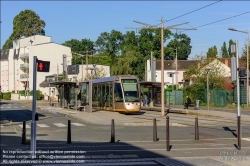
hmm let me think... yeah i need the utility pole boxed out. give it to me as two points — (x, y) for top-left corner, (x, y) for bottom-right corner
(175, 48), (178, 90)
(57, 63), (59, 81)
(126, 18), (196, 116)
(73, 51), (92, 81)
(228, 28), (249, 107)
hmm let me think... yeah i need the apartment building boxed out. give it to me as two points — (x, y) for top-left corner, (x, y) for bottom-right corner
(0, 35), (72, 93)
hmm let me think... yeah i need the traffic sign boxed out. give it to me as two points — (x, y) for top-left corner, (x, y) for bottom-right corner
(37, 60), (50, 72)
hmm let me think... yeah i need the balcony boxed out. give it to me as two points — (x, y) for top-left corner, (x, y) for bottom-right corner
(20, 53), (29, 59)
(20, 74), (29, 79)
(20, 63), (29, 69)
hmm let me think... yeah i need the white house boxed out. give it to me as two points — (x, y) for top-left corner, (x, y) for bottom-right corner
(146, 59), (198, 88)
(0, 35), (72, 93)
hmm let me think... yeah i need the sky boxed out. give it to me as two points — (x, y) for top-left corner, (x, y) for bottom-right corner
(1, 1), (250, 59)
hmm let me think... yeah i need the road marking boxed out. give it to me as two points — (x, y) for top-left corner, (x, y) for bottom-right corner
(21, 106), (25, 107)
(0, 125), (4, 128)
(19, 124), (31, 128)
(71, 123), (85, 126)
(53, 123), (67, 127)
(171, 123), (188, 127)
(7, 107), (11, 108)
(0, 107), (4, 109)
(242, 138), (250, 141)
(37, 124), (49, 128)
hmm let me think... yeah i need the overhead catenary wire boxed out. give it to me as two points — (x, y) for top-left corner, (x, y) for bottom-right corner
(155, 0), (222, 26)
(180, 10), (250, 32)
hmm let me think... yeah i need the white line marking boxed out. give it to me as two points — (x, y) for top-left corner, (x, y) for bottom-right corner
(242, 138), (250, 141)
(7, 107), (11, 108)
(37, 124), (49, 128)
(0, 125), (4, 128)
(21, 106), (25, 107)
(53, 123), (67, 127)
(71, 123), (85, 126)
(19, 124), (31, 128)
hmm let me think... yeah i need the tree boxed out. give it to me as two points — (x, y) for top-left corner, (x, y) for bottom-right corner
(184, 58), (227, 102)
(2, 10), (46, 49)
(137, 28), (171, 60)
(228, 39), (234, 57)
(62, 39), (95, 64)
(206, 46), (218, 58)
(166, 33), (192, 60)
(239, 44), (250, 69)
(85, 66), (108, 80)
(95, 30), (124, 64)
(221, 42), (229, 58)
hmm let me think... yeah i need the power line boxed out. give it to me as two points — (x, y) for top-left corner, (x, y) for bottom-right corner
(181, 10), (250, 32)
(195, 11), (250, 29)
(157, 0), (222, 25)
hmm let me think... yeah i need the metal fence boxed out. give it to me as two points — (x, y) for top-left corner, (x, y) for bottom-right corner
(213, 89), (227, 107)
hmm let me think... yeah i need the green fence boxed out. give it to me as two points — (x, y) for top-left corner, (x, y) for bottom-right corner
(213, 89), (227, 107)
(175, 90), (184, 105)
(200, 89), (234, 107)
(233, 86), (246, 105)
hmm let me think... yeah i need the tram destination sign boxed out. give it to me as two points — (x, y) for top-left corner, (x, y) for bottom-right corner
(121, 79), (137, 83)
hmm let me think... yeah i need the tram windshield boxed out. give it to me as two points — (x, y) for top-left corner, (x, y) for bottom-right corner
(121, 79), (139, 102)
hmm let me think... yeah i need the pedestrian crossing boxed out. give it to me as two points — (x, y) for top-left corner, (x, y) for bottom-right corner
(16, 122), (86, 128)
(1, 104), (26, 109)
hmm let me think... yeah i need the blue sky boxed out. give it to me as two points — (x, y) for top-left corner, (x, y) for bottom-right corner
(1, 1), (250, 59)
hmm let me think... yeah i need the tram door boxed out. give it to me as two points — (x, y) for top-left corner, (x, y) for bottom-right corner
(108, 83), (113, 110)
(99, 83), (113, 111)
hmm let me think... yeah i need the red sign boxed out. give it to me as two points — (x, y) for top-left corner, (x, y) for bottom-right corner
(37, 60), (50, 72)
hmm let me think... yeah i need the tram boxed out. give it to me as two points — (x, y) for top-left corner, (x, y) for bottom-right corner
(91, 75), (141, 113)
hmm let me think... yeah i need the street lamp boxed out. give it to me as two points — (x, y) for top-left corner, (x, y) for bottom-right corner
(205, 67), (219, 111)
(205, 68), (212, 111)
(228, 28), (249, 107)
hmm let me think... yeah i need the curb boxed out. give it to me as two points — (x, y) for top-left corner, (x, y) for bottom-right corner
(39, 107), (66, 117)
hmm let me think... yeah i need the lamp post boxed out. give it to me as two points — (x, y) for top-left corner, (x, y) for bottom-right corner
(205, 68), (212, 111)
(229, 28), (249, 107)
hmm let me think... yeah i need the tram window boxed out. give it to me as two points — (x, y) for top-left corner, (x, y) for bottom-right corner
(122, 79), (139, 102)
(114, 83), (123, 102)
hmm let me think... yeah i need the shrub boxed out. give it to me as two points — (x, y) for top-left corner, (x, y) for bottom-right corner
(29, 90), (41, 100)
(1, 92), (11, 100)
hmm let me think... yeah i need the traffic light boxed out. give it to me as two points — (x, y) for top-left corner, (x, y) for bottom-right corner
(37, 60), (50, 72)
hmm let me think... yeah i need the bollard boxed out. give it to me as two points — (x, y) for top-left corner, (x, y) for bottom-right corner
(166, 116), (170, 151)
(153, 118), (157, 142)
(111, 119), (115, 143)
(195, 117), (199, 140)
(35, 113), (39, 121)
(67, 120), (71, 144)
(22, 121), (26, 144)
(238, 116), (241, 150)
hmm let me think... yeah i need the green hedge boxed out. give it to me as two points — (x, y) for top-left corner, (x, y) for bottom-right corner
(29, 90), (41, 100)
(18, 90), (41, 100)
(0, 92), (11, 100)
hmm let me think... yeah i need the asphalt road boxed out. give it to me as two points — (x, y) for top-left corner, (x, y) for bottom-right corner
(1, 101), (250, 166)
